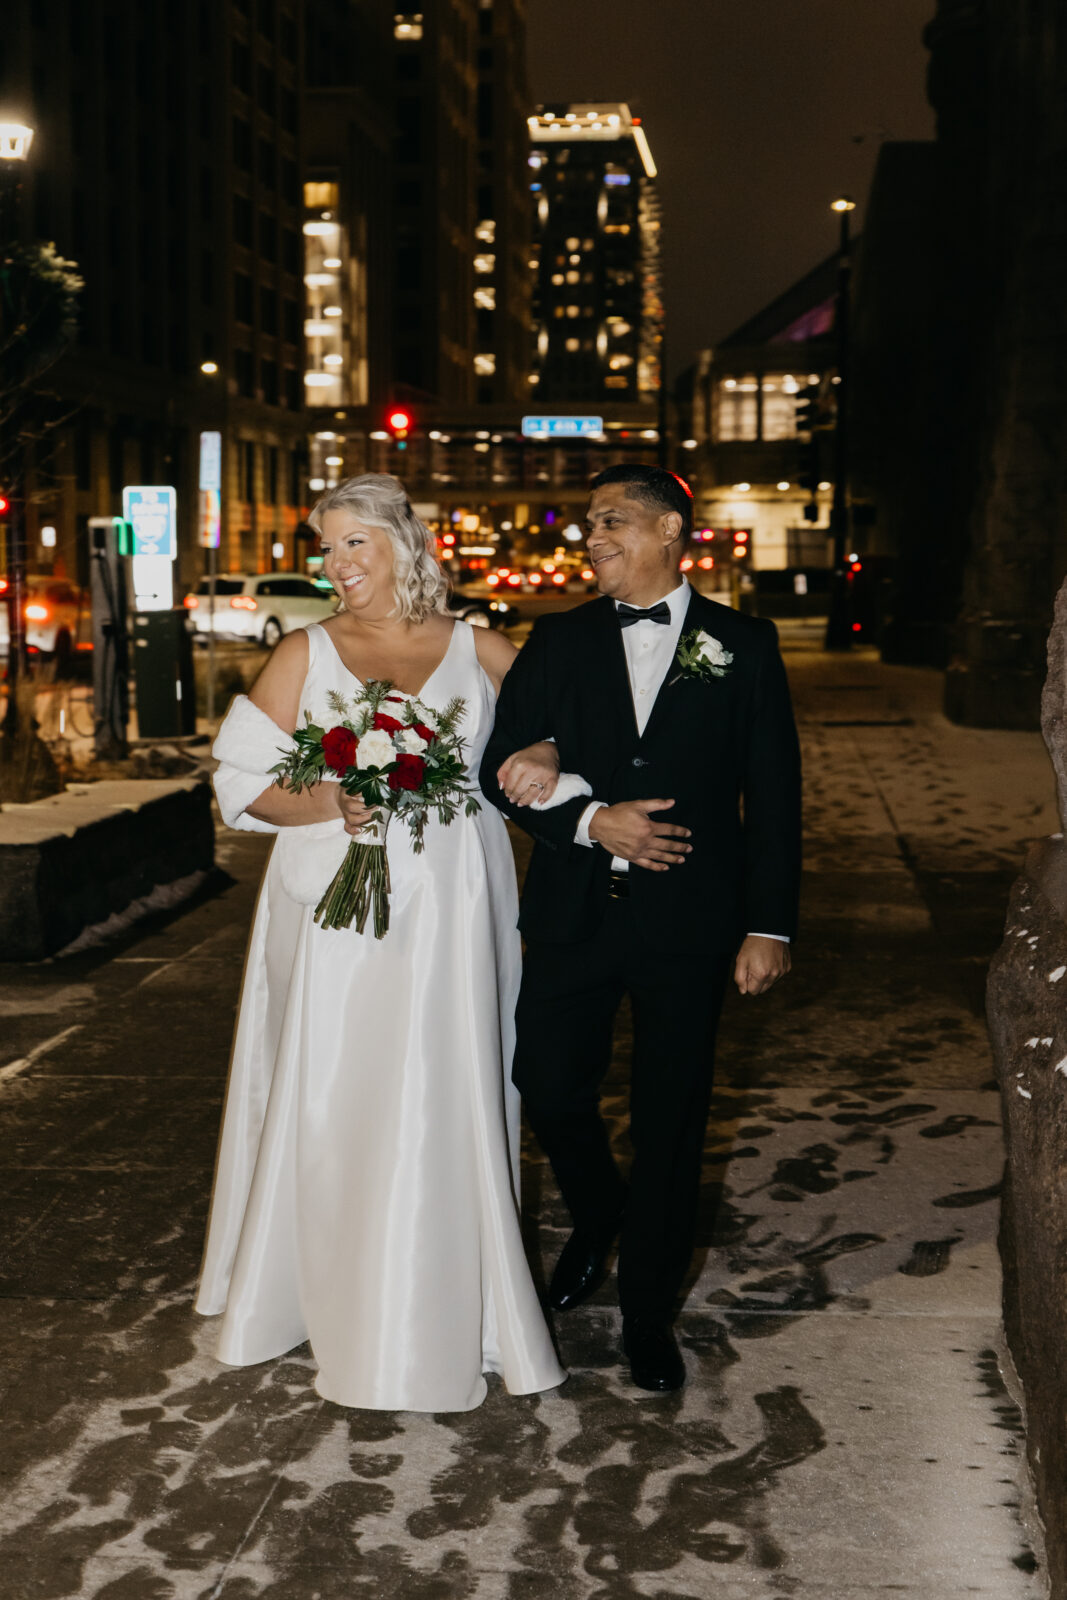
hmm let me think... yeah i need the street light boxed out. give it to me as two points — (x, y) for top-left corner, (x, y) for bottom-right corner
(825, 195), (856, 651)
(0, 116), (36, 738)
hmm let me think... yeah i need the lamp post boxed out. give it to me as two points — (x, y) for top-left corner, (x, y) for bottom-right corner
(0, 119), (35, 737)
(824, 195), (856, 651)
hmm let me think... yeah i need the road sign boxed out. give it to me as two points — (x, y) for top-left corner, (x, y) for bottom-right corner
(121, 486), (177, 558)
(521, 415), (604, 440)
(198, 431), (222, 492)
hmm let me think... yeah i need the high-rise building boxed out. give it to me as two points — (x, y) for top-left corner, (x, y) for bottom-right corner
(528, 104), (663, 408)
(472, 0), (533, 406)
(0, 0), (309, 591)
(390, 0), (479, 409)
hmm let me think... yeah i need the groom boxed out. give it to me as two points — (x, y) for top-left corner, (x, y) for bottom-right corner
(480, 463), (801, 1392)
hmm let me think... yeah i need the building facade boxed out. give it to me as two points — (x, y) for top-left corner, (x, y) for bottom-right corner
(1, 0), (310, 595)
(528, 103), (663, 409)
(677, 255), (840, 572)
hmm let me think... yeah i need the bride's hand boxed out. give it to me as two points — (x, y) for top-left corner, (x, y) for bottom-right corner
(336, 789), (378, 835)
(498, 740), (561, 805)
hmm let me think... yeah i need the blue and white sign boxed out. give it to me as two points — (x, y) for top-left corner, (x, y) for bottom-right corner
(521, 415), (604, 440)
(122, 486), (178, 558)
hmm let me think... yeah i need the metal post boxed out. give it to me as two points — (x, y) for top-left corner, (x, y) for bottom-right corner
(206, 539), (217, 723)
(824, 201), (854, 650)
(0, 157), (27, 737)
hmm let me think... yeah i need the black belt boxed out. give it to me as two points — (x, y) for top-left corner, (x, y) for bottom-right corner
(608, 870), (629, 899)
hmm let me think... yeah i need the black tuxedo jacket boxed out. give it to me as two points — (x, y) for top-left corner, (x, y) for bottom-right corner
(479, 590), (802, 950)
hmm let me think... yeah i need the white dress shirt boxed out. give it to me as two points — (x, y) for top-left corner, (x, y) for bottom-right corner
(575, 579), (788, 942)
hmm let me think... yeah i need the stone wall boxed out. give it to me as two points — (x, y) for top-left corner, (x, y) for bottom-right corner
(987, 576), (1067, 1593)
(0, 779), (214, 960)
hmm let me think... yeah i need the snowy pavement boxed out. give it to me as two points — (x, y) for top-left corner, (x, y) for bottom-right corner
(0, 641), (1054, 1598)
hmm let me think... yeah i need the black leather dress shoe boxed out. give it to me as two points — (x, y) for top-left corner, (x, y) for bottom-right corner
(548, 1222), (619, 1313)
(622, 1317), (685, 1392)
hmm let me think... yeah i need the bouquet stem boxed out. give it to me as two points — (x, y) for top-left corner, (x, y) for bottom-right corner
(314, 811), (392, 937)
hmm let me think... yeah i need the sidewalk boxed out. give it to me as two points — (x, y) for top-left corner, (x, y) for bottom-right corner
(0, 642), (1052, 1599)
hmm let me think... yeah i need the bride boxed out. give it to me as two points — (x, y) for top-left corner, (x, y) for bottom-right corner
(196, 474), (567, 1411)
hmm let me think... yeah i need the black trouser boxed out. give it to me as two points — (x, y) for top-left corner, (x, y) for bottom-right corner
(513, 897), (731, 1323)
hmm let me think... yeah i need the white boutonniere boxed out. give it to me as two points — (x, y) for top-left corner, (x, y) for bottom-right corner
(670, 627), (734, 686)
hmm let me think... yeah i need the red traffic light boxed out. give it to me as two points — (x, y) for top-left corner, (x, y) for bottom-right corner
(0, 495), (9, 515)
(387, 409), (412, 435)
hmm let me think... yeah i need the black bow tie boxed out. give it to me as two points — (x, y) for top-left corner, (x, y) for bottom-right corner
(617, 601), (671, 628)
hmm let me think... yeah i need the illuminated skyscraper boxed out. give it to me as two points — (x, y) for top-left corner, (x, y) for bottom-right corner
(528, 104), (663, 406)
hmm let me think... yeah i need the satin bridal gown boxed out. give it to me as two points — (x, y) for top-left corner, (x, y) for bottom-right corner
(196, 620), (566, 1411)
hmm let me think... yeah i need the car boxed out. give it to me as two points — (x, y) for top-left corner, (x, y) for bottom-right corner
(0, 575), (88, 664)
(447, 594), (518, 629)
(183, 572), (337, 647)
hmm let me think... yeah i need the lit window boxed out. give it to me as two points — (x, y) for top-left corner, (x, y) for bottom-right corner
(304, 181), (339, 208)
(474, 286), (496, 309)
(565, 236), (580, 249)
(551, 273), (564, 286)
(303, 221), (339, 237)
(323, 354), (343, 367)
(474, 254), (495, 275)
(565, 271), (580, 284)
(565, 304), (580, 318)
(603, 224), (631, 235)
(474, 354), (496, 375)
(608, 355), (633, 369)
(304, 372), (336, 387)
(763, 375), (800, 441)
(305, 273), (336, 289)
(565, 338), (580, 352)
(475, 219), (496, 243)
(605, 375), (628, 389)
(568, 253), (581, 264)
(394, 13), (424, 40)
(714, 377), (758, 442)
(474, 442), (490, 452)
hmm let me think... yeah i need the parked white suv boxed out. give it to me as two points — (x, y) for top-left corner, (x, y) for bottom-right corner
(184, 572), (337, 647)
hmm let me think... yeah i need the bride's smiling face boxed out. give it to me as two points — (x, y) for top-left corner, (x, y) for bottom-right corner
(319, 508), (397, 620)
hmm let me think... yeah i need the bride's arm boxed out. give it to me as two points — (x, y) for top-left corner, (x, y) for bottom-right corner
(235, 633), (362, 829)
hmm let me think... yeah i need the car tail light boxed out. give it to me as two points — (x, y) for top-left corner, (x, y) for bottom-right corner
(680, 558), (694, 571)
(230, 595), (258, 611)
(184, 594), (199, 609)
(552, 573), (566, 585)
(0, 578), (8, 594)
(580, 568), (594, 580)
(25, 602), (49, 621)
(506, 574), (521, 587)
(698, 556), (715, 570)
(497, 567), (511, 577)
(529, 572), (543, 586)
(486, 573), (500, 587)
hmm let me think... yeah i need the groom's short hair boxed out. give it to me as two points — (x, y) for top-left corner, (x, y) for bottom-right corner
(589, 464), (693, 544)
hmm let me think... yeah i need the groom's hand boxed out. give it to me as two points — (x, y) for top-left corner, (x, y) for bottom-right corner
(588, 799), (692, 871)
(734, 935), (791, 996)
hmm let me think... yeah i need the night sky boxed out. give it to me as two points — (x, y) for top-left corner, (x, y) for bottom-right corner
(527, 0), (936, 378)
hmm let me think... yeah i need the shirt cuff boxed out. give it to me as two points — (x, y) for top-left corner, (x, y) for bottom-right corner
(576, 800), (607, 847)
(748, 932), (791, 943)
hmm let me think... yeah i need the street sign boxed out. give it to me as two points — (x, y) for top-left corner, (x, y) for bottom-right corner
(122, 486), (177, 611)
(121, 486), (177, 558)
(521, 415), (604, 440)
(198, 431), (222, 492)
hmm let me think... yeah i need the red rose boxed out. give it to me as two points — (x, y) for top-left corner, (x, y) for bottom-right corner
(412, 721), (437, 745)
(388, 752), (426, 792)
(321, 725), (357, 773)
(373, 712), (405, 734)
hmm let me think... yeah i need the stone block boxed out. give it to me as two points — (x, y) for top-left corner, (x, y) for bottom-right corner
(0, 780), (214, 960)
(987, 841), (1067, 1596)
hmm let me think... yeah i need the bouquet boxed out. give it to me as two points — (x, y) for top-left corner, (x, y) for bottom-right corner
(269, 681), (480, 937)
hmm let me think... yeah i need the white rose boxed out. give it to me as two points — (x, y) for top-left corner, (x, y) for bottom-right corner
(696, 631), (732, 667)
(355, 728), (395, 769)
(397, 727), (428, 754)
(414, 705), (438, 731)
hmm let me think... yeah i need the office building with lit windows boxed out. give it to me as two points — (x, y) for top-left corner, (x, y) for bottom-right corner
(528, 103), (663, 409)
(676, 253), (840, 570)
(0, 0), (311, 592)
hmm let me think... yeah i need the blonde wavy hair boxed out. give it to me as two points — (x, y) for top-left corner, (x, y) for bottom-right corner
(307, 474), (450, 623)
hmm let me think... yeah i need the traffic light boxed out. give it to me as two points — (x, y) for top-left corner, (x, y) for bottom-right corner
(793, 384), (820, 435)
(386, 408), (413, 450)
(0, 493), (9, 517)
(797, 438), (821, 495)
(731, 528), (751, 564)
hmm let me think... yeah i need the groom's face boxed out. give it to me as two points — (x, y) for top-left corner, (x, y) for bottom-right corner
(585, 486), (681, 606)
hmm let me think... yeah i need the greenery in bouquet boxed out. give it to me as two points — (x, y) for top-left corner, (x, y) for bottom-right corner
(268, 680), (481, 936)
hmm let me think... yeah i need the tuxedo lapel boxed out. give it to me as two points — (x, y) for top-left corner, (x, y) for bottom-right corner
(580, 595), (641, 743)
(637, 589), (706, 746)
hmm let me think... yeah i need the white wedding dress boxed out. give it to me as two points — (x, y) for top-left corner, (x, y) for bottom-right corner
(196, 620), (566, 1411)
